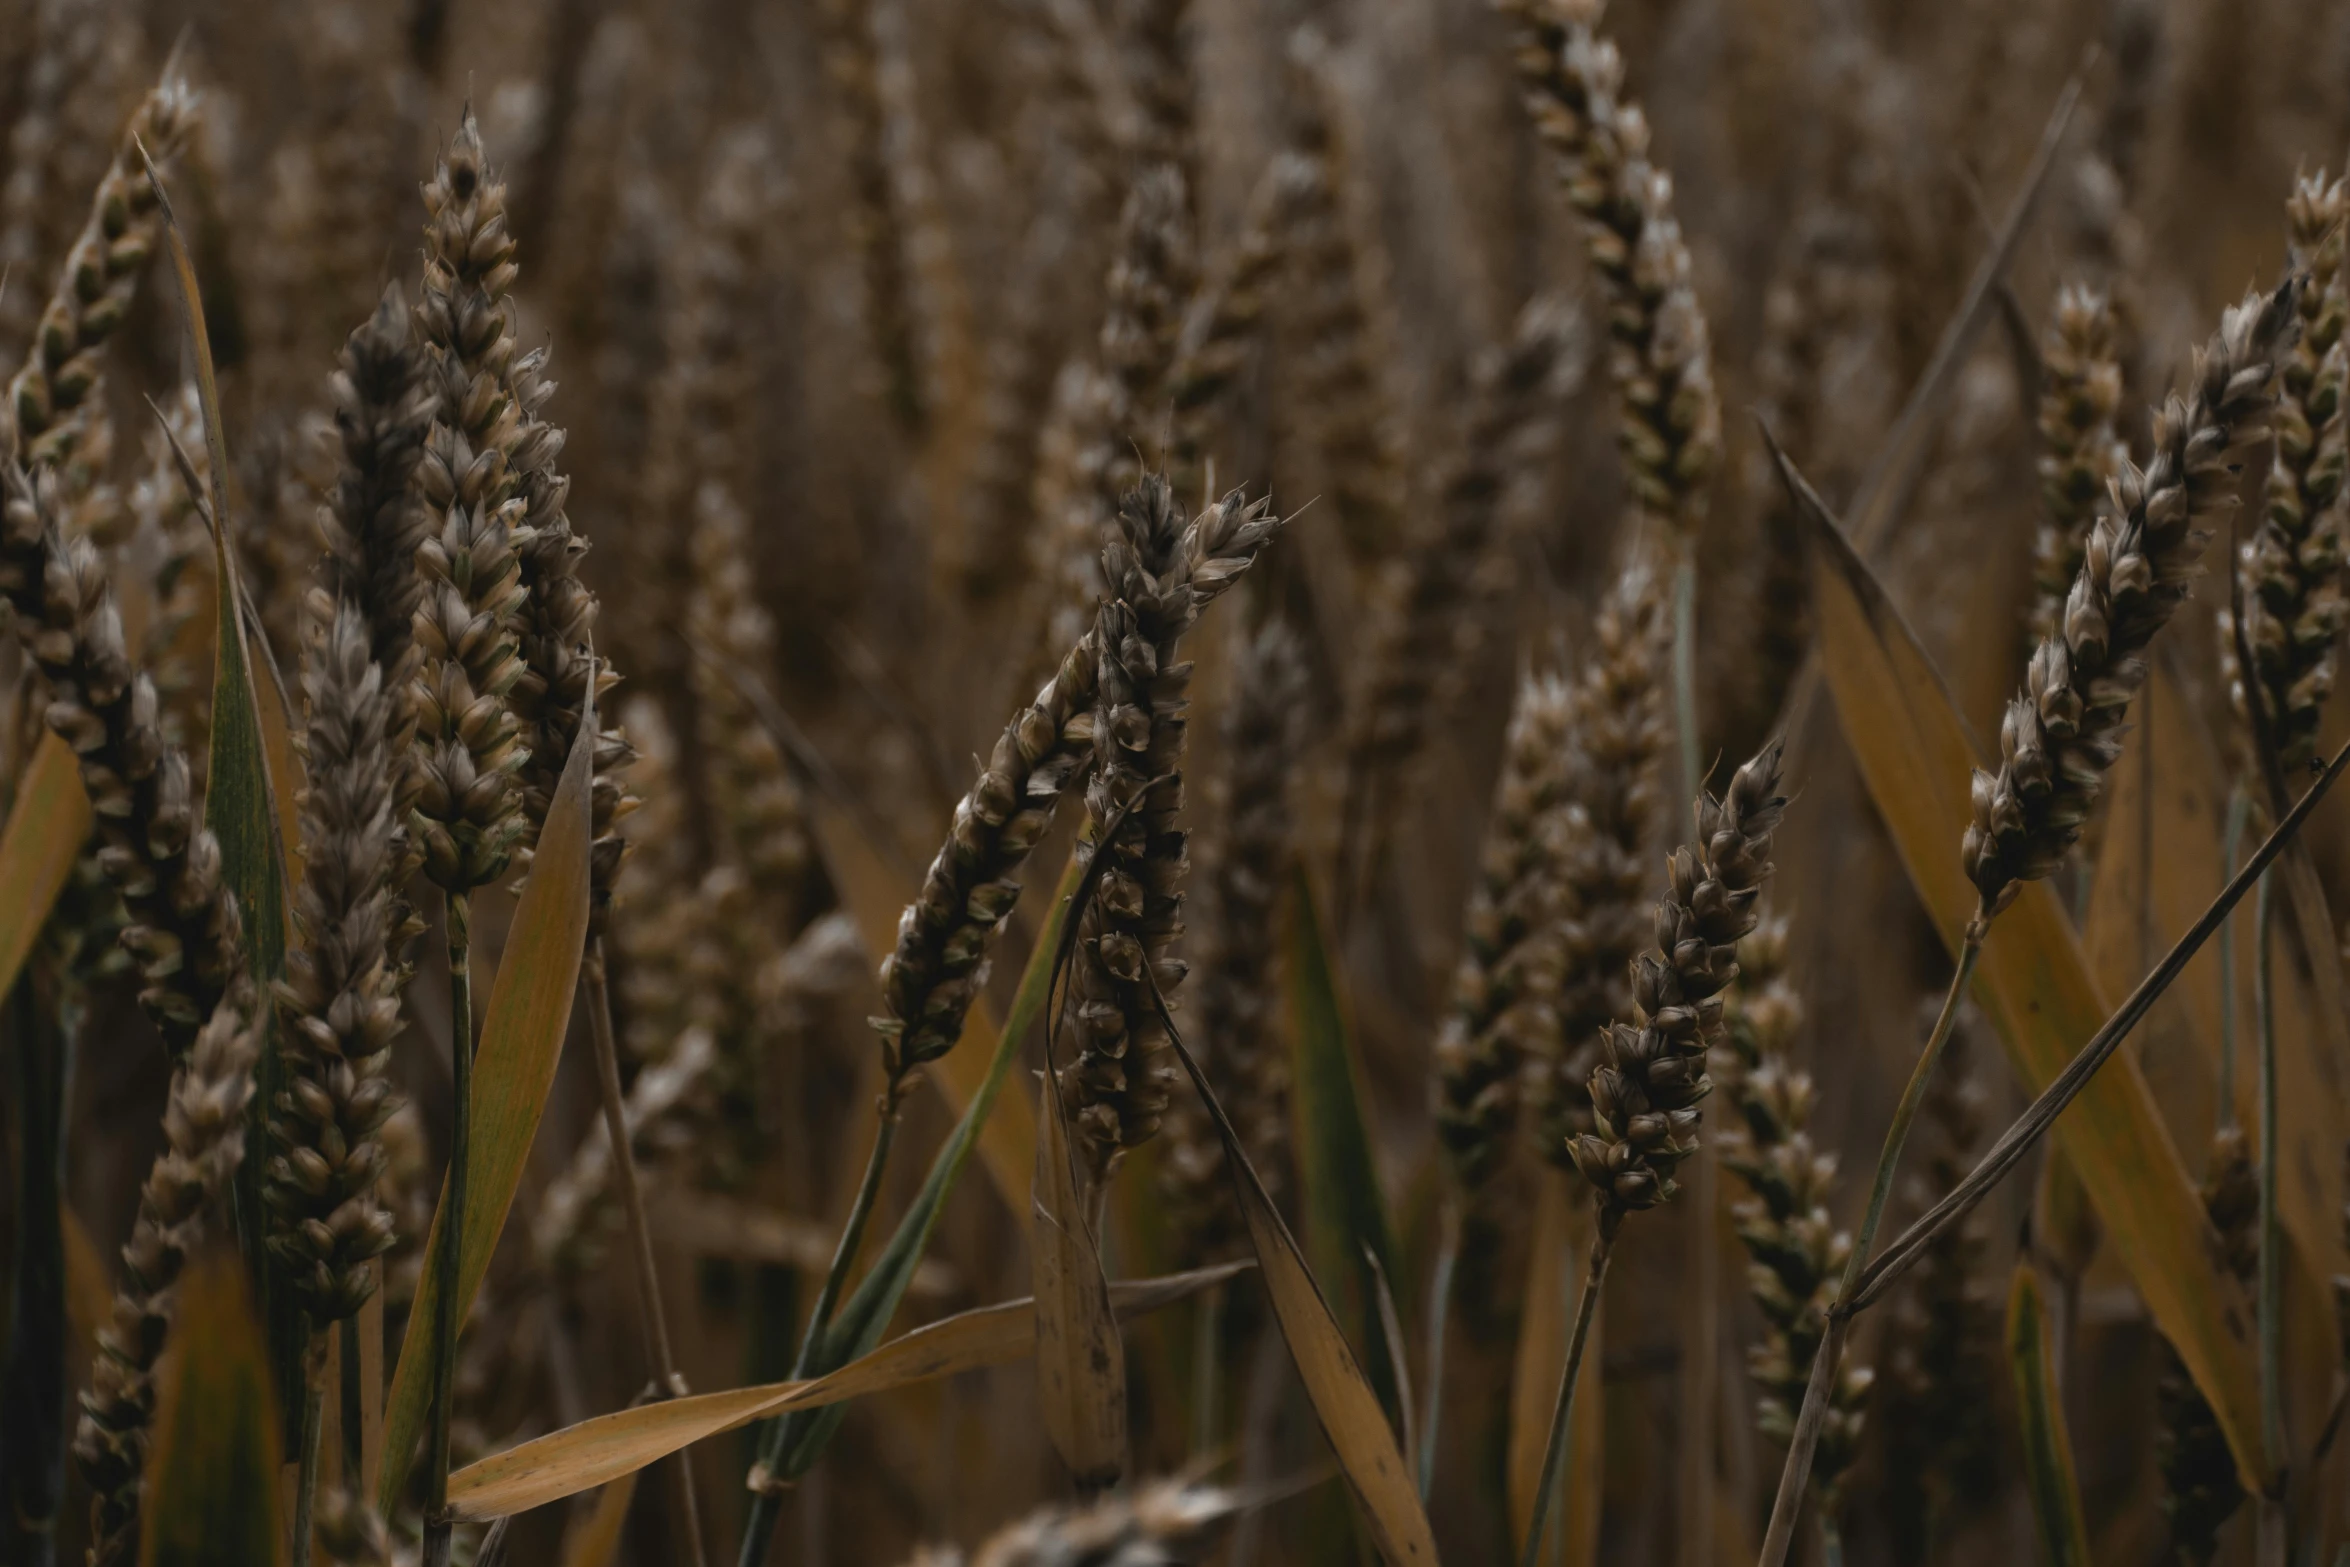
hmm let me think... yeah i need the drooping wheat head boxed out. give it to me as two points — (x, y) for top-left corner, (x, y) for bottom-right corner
(1718, 912), (1872, 1510)
(1162, 614), (1307, 1255)
(72, 978), (260, 1567)
(1567, 738), (1783, 1214)
(2230, 172), (2348, 772)
(265, 597), (401, 1328)
(1966, 281), (2296, 918)
(1498, 0), (1721, 545)
(2030, 285), (2128, 645)
(1, 461), (243, 1052)
(1059, 476), (1283, 1179)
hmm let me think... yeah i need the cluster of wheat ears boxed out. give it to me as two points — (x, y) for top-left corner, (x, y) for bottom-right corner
(3, 0), (2350, 1564)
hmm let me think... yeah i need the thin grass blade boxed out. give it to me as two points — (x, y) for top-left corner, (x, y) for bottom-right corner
(2006, 1263), (2093, 1567)
(1284, 864), (1405, 1426)
(1030, 1069), (1128, 1486)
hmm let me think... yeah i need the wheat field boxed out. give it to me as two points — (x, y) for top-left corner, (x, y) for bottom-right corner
(0, 0), (2347, 1564)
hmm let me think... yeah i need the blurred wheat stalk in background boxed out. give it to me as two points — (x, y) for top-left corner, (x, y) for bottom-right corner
(0, 0), (2349, 1565)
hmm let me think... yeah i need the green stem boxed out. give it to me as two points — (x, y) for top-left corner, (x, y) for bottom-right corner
(2220, 785), (2249, 1132)
(1821, 1517), (1844, 1567)
(292, 1332), (326, 1567)
(1418, 1202), (1460, 1499)
(2255, 868), (2284, 1477)
(737, 1108), (899, 1567)
(1841, 935), (1983, 1301)
(1759, 932), (1984, 1567)
(1519, 1210), (1619, 1567)
(421, 891), (473, 1567)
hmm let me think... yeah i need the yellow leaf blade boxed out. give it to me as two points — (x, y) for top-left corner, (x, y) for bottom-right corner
(1031, 1072), (1127, 1486)
(378, 710), (596, 1512)
(447, 1264), (1241, 1520)
(1796, 468), (2269, 1488)
(139, 1252), (286, 1567)
(0, 732), (95, 1005)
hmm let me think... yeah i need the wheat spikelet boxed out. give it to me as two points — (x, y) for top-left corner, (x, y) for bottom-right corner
(1433, 666), (1573, 1192)
(1119, 0), (1196, 193)
(1161, 615), (1306, 1255)
(1, 462), (243, 1052)
(1531, 549), (1669, 1160)
(72, 978), (260, 1567)
(1059, 477), (1284, 1177)
(6, 68), (194, 471)
(1966, 281), (2296, 916)
(1098, 163), (1198, 499)
(1568, 739), (1783, 1213)
(2229, 172), (2349, 772)
(265, 596), (401, 1327)
(895, 1477), (1240, 1567)
(1718, 913), (1872, 1508)
(2031, 285), (2128, 645)
(1498, 0), (1721, 545)
(822, 0), (925, 433)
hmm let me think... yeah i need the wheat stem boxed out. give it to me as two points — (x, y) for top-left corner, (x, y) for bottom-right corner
(2254, 869), (2283, 1477)
(421, 892), (473, 1567)
(1758, 931), (1982, 1566)
(2220, 785), (2249, 1133)
(583, 940), (707, 1567)
(738, 1111), (898, 1567)
(1419, 1201), (1459, 1499)
(293, 1337), (327, 1567)
(1520, 1210), (1618, 1567)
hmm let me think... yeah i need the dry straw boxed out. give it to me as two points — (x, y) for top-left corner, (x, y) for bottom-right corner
(73, 978), (260, 1567)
